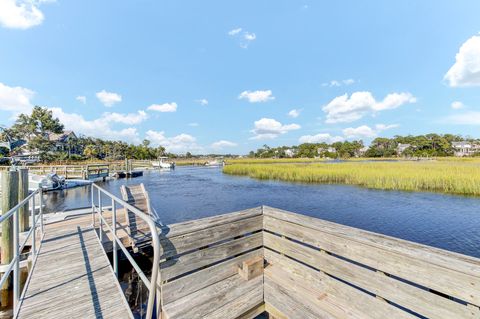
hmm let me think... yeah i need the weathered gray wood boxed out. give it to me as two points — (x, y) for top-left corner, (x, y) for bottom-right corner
(161, 248), (263, 305)
(160, 232), (262, 281)
(18, 168), (29, 232)
(236, 303), (265, 319)
(162, 274), (263, 319)
(1, 170), (18, 287)
(160, 215), (263, 259)
(264, 249), (415, 319)
(263, 207), (480, 307)
(17, 218), (132, 319)
(264, 233), (478, 319)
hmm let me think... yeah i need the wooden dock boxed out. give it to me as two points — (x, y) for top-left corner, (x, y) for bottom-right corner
(16, 215), (132, 318)
(12, 199), (480, 319)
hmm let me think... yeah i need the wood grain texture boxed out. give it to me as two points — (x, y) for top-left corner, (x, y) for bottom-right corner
(263, 206), (480, 307)
(17, 217), (132, 319)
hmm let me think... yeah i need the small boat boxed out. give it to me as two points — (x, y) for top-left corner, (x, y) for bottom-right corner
(204, 158), (225, 167)
(152, 157), (175, 169)
(29, 173), (92, 191)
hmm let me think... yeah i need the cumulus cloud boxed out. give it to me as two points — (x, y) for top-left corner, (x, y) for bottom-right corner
(0, 82), (35, 113)
(321, 79), (356, 87)
(0, 0), (52, 29)
(147, 102), (177, 112)
(146, 130), (203, 153)
(288, 109), (301, 118)
(211, 140), (237, 150)
(451, 101), (464, 109)
(250, 118), (300, 140)
(76, 96), (86, 104)
(196, 99), (208, 106)
(96, 90), (122, 107)
(298, 133), (344, 144)
(322, 91), (416, 123)
(238, 90), (274, 103)
(50, 107), (141, 143)
(228, 28), (242, 36)
(102, 110), (148, 125)
(342, 124), (398, 139)
(188, 122), (199, 127)
(444, 34), (480, 87)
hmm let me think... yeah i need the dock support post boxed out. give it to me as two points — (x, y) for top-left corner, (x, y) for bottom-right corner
(31, 195), (36, 259)
(91, 184), (95, 228)
(39, 189), (44, 234)
(112, 198), (118, 277)
(1, 170), (19, 295)
(18, 168), (29, 232)
(98, 188), (103, 242)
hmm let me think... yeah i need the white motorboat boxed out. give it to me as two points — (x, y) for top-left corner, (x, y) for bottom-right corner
(152, 157), (175, 169)
(29, 173), (92, 191)
(205, 158), (225, 167)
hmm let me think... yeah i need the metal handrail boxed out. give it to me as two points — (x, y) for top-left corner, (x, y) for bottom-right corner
(91, 183), (161, 319)
(0, 187), (44, 317)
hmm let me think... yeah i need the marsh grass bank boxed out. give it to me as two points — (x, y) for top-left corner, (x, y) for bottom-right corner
(223, 161), (480, 196)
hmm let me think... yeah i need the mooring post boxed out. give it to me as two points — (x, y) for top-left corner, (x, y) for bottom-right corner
(1, 170), (19, 293)
(18, 168), (29, 232)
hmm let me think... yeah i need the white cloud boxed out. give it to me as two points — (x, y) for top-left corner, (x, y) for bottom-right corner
(147, 102), (177, 112)
(322, 91), (416, 123)
(244, 32), (256, 41)
(102, 110), (148, 125)
(96, 90), (122, 107)
(146, 130), (203, 153)
(322, 79), (355, 87)
(343, 124), (398, 139)
(250, 118), (300, 140)
(444, 34), (480, 87)
(50, 107), (141, 143)
(196, 99), (208, 106)
(451, 101), (464, 109)
(76, 96), (86, 104)
(228, 28), (242, 36)
(0, 0), (52, 29)
(188, 122), (199, 127)
(288, 109), (301, 118)
(298, 133), (344, 144)
(211, 140), (237, 150)
(238, 90), (274, 103)
(445, 111), (480, 125)
(0, 82), (34, 113)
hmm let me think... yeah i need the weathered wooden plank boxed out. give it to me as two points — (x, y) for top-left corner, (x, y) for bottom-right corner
(161, 248), (263, 305)
(162, 274), (263, 319)
(160, 232), (262, 281)
(204, 288), (263, 319)
(263, 206), (480, 275)
(160, 215), (263, 259)
(264, 249), (416, 319)
(236, 303), (265, 319)
(264, 234), (478, 319)
(163, 207), (262, 238)
(263, 209), (480, 306)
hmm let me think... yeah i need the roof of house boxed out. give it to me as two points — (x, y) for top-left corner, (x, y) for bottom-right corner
(48, 131), (76, 142)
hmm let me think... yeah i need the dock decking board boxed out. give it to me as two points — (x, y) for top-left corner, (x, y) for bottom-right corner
(16, 217), (132, 319)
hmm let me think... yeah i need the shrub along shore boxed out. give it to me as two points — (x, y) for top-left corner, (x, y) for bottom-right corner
(223, 160), (480, 196)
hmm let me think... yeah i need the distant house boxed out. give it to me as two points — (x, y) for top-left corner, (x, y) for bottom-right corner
(396, 143), (411, 155)
(284, 149), (296, 158)
(452, 141), (480, 157)
(356, 146), (370, 157)
(48, 131), (81, 155)
(317, 147), (337, 157)
(0, 139), (26, 152)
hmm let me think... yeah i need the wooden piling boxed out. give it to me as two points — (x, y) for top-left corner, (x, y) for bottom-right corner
(18, 168), (29, 232)
(1, 170), (19, 291)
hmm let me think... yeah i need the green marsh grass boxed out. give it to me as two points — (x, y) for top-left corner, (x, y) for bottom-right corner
(223, 160), (480, 196)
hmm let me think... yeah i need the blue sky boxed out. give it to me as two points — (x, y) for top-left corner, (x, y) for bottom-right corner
(1, 0), (480, 154)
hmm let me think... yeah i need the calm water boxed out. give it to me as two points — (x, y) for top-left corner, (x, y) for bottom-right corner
(44, 166), (480, 258)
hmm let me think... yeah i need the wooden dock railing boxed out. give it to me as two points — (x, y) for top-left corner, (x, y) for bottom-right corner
(157, 206), (480, 319)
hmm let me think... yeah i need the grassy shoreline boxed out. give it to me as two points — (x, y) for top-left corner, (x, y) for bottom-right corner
(223, 160), (480, 196)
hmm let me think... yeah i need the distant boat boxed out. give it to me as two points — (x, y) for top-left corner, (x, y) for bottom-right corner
(29, 173), (92, 191)
(152, 157), (175, 170)
(204, 158), (225, 167)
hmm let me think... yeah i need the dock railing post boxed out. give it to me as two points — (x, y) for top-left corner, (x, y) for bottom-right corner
(39, 188), (44, 234)
(91, 184), (95, 228)
(112, 198), (118, 277)
(18, 168), (29, 232)
(1, 170), (18, 294)
(13, 204), (19, 311)
(31, 195), (36, 259)
(98, 188), (103, 242)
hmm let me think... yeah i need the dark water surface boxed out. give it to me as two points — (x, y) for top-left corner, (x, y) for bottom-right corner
(45, 166), (480, 258)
